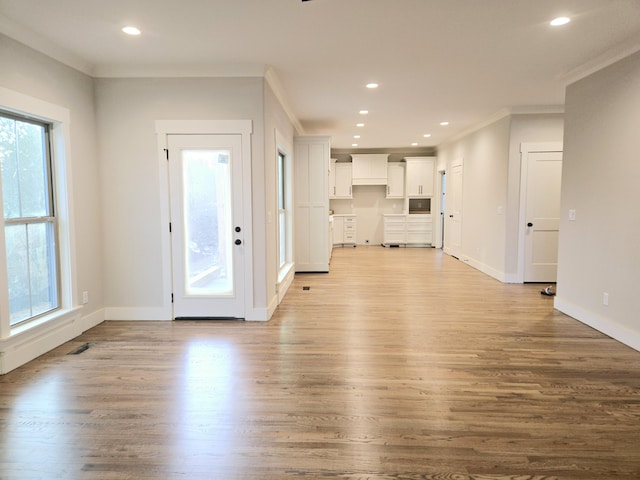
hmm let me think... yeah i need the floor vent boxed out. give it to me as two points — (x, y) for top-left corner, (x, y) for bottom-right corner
(68, 343), (92, 355)
(303, 286), (311, 291)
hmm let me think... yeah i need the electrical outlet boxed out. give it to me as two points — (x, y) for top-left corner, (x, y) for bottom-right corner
(82, 291), (89, 305)
(603, 292), (609, 306)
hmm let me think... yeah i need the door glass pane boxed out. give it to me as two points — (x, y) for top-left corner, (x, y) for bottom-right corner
(182, 149), (233, 296)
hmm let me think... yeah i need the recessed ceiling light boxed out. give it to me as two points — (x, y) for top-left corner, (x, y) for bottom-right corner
(411, 143), (418, 146)
(440, 121), (449, 126)
(550, 17), (571, 26)
(356, 123), (365, 127)
(352, 143), (359, 147)
(122, 26), (141, 36)
(366, 83), (379, 89)
(353, 135), (361, 139)
(423, 134), (432, 138)
(359, 110), (369, 115)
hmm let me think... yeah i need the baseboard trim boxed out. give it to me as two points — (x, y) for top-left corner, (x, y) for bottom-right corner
(81, 308), (105, 331)
(105, 307), (171, 321)
(0, 307), (83, 374)
(554, 296), (640, 352)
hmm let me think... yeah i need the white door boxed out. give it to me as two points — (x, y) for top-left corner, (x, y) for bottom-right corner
(168, 134), (245, 319)
(447, 162), (463, 258)
(524, 150), (563, 282)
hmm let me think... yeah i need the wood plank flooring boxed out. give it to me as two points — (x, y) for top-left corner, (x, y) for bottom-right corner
(1, 247), (639, 479)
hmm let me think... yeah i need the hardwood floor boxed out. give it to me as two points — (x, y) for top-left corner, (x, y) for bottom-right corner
(1, 247), (639, 479)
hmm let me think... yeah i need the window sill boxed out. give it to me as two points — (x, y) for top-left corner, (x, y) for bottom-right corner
(5, 306), (83, 341)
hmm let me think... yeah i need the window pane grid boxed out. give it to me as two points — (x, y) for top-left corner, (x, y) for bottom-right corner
(0, 111), (59, 326)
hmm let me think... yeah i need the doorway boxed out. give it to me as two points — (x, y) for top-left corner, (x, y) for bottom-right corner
(156, 119), (253, 321)
(519, 143), (563, 283)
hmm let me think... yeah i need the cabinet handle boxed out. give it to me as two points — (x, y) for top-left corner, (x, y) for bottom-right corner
(333, 186), (336, 195)
(387, 185), (390, 195)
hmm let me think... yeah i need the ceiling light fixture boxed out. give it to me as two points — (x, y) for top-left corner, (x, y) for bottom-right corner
(359, 110), (369, 115)
(356, 123), (365, 127)
(122, 26), (141, 36)
(440, 121), (449, 126)
(423, 134), (431, 138)
(353, 135), (361, 139)
(550, 16), (571, 26)
(366, 83), (379, 89)
(352, 143), (359, 147)
(411, 143), (418, 146)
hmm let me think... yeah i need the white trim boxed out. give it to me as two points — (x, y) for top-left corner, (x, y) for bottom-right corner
(438, 107), (564, 149)
(560, 38), (640, 87)
(516, 142), (563, 283)
(0, 15), (94, 75)
(554, 296), (640, 353)
(95, 63), (267, 79)
(459, 255), (507, 283)
(277, 263), (295, 304)
(105, 307), (171, 321)
(155, 120), (254, 321)
(0, 307), (83, 374)
(0, 87), (81, 373)
(81, 308), (105, 331)
(266, 67), (305, 135)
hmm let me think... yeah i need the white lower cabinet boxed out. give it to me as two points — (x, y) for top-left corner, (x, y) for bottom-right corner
(333, 214), (357, 246)
(383, 214), (432, 246)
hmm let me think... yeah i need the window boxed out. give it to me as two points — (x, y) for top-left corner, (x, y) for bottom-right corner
(0, 112), (59, 326)
(277, 150), (288, 270)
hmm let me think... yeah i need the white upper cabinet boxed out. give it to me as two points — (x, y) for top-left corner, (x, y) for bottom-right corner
(329, 159), (352, 199)
(386, 162), (405, 198)
(405, 157), (435, 197)
(351, 154), (388, 185)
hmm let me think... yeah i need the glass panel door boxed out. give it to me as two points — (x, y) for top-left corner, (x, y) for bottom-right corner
(168, 134), (244, 319)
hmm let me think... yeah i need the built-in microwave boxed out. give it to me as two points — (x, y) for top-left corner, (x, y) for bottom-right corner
(408, 198), (431, 214)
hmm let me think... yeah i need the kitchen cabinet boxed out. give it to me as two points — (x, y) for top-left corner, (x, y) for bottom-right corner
(386, 162), (405, 198)
(294, 136), (331, 272)
(333, 214), (357, 246)
(383, 214), (433, 246)
(351, 154), (388, 185)
(329, 159), (352, 199)
(406, 215), (433, 245)
(405, 157), (435, 198)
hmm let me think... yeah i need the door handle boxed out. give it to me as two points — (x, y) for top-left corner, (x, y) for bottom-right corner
(235, 226), (241, 232)
(527, 222), (533, 227)
(235, 239), (242, 245)
(449, 215), (453, 218)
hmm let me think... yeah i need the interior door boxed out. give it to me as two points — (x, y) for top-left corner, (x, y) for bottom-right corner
(168, 134), (245, 319)
(524, 151), (563, 282)
(447, 163), (463, 258)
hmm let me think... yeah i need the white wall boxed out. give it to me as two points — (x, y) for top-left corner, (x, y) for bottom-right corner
(555, 51), (640, 351)
(505, 114), (564, 278)
(438, 116), (511, 279)
(94, 77), (267, 319)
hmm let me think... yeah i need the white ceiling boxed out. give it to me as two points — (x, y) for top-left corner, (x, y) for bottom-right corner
(1, 0), (640, 149)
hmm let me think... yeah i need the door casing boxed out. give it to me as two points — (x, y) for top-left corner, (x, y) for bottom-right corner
(155, 120), (256, 320)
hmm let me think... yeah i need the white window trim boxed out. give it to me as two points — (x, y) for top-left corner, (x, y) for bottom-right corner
(0, 87), (80, 372)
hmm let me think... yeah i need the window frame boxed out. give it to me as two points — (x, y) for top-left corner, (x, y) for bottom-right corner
(0, 86), (78, 340)
(1, 111), (61, 326)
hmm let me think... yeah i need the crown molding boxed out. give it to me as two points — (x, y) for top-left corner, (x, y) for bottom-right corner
(559, 37), (640, 86)
(264, 66), (305, 136)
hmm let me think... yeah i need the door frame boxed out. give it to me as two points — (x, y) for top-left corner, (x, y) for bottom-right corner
(517, 142), (563, 283)
(156, 120), (253, 320)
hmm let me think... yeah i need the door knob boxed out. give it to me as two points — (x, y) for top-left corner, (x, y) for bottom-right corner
(235, 239), (242, 245)
(527, 222), (533, 227)
(235, 226), (241, 233)
(449, 215), (453, 218)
